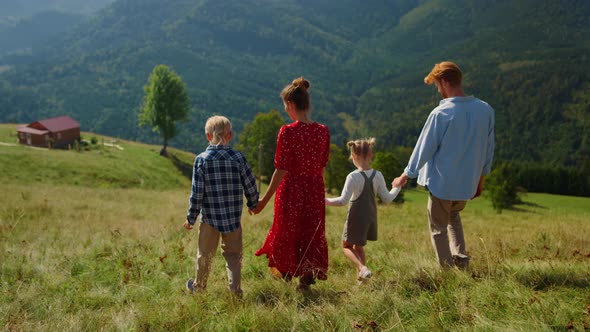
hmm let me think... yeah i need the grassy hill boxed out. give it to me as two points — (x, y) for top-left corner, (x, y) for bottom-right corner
(0, 124), (194, 189)
(1, 123), (589, 330)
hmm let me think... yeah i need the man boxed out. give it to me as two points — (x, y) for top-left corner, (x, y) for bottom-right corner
(392, 61), (495, 269)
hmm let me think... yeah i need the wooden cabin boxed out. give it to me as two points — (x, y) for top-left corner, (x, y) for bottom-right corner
(17, 116), (81, 148)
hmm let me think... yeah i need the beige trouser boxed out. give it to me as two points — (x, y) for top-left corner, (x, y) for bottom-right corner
(195, 223), (242, 294)
(427, 193), (468, 268)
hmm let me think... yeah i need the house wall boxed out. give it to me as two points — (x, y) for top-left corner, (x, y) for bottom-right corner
(17, 132), (47, 146)
(18, 127), (80, 148)
(53, 128), (81, 148)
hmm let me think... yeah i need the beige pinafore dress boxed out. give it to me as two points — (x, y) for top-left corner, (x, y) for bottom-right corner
(342, 170), (377, 246)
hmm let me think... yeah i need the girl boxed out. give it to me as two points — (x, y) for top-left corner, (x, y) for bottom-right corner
(325, 138), (401, 283)
(251, 77), (330, 291)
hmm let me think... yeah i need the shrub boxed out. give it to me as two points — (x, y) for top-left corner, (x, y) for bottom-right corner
(485, 162), (520, 213)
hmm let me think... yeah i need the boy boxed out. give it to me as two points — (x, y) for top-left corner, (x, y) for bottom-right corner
(184, 115), (258, 295)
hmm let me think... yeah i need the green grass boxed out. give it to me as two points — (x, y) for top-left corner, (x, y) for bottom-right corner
(0, 124), (194, 189)
(1, 124), (589, 331)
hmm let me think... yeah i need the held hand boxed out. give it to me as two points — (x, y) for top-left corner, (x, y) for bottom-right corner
(250, 200), (267, 215)
(392, 175), (408, 188)
(183, 221), (194, 230)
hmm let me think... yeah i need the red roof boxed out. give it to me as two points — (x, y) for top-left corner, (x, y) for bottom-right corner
(17, 126), (49, 135)
(28, 116), (80, 132)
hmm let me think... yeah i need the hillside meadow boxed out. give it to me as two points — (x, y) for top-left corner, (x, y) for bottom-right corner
(1, 125), (590, 331)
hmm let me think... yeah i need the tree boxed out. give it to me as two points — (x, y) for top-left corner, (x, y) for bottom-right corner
(237, 110), (284, 182)
(139, 64), (190, 156)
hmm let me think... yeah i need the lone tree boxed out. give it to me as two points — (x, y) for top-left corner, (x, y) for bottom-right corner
(139, 64), (190, 156)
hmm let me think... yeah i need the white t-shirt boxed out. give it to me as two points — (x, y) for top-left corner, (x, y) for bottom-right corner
(326, 169), (401, 206)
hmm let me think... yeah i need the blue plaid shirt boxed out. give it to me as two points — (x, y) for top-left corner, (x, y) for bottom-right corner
(186, 145), (258, 233)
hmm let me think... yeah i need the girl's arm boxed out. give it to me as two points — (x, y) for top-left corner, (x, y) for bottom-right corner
(325, 173), (355, 206)
(250, 168), (287, 214)
(375, 172), (401, 204)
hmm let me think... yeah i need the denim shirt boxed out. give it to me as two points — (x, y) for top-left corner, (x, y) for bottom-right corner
(404, 96), (495, 200)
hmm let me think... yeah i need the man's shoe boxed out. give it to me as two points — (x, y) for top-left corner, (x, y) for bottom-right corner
(453, 254), (470, 270)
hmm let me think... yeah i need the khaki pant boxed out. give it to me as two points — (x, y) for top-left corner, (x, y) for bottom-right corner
(427, 193), (469, 268)
(195, 223), (242, 294)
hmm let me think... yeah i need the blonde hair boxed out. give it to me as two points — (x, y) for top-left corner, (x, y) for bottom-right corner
(424, 61), (462, 87)
(347, 137), (376, 161)
(205, 115), (232, 145)
(280, 77), (311, 111)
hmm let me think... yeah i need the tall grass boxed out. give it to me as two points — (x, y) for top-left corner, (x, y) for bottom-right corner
(1, 125), (589, 330)
(2, 184), (589, 331)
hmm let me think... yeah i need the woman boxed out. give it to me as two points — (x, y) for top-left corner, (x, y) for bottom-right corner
(252, 77), (330, 290)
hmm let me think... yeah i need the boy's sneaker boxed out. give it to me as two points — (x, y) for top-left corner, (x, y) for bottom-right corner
(186, 278), (196, 293)
(358, 266), (372, 281)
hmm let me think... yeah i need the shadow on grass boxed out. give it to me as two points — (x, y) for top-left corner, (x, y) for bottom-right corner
(513, 268), (590, 290)
(505, 200), (548, 214)
(251, 280), (348, 308)
(169, 153), (193, 179)
(519, 201), (547, 209)
(409, 268), (448, 292)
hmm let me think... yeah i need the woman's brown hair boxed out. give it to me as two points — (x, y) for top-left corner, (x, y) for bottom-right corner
(280, 77), (311, 111)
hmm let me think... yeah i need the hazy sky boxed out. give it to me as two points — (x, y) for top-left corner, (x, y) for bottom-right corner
(0, 0), (114, 19)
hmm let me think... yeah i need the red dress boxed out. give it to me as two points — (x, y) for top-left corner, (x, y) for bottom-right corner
(255, 121), (330, 280)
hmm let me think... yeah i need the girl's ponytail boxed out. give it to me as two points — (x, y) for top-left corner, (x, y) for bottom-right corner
(347, 137), (376, 160)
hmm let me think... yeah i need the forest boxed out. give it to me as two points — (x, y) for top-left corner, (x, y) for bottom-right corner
(0, 0), (588, 195)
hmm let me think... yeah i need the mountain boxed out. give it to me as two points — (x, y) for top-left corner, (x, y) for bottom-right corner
(0, 0), (115, 63)
(0, 11), (84, 58)
(0, 0), (588, 172)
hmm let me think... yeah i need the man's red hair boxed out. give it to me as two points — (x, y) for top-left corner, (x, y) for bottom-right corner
(424, 61), (462, 86)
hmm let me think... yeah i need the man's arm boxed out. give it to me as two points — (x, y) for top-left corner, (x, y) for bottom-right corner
(394, 111), (443, 187)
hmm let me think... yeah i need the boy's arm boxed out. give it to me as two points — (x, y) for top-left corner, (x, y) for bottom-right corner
(240, 158), (259, 210)
(186, 160), (204, 225)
